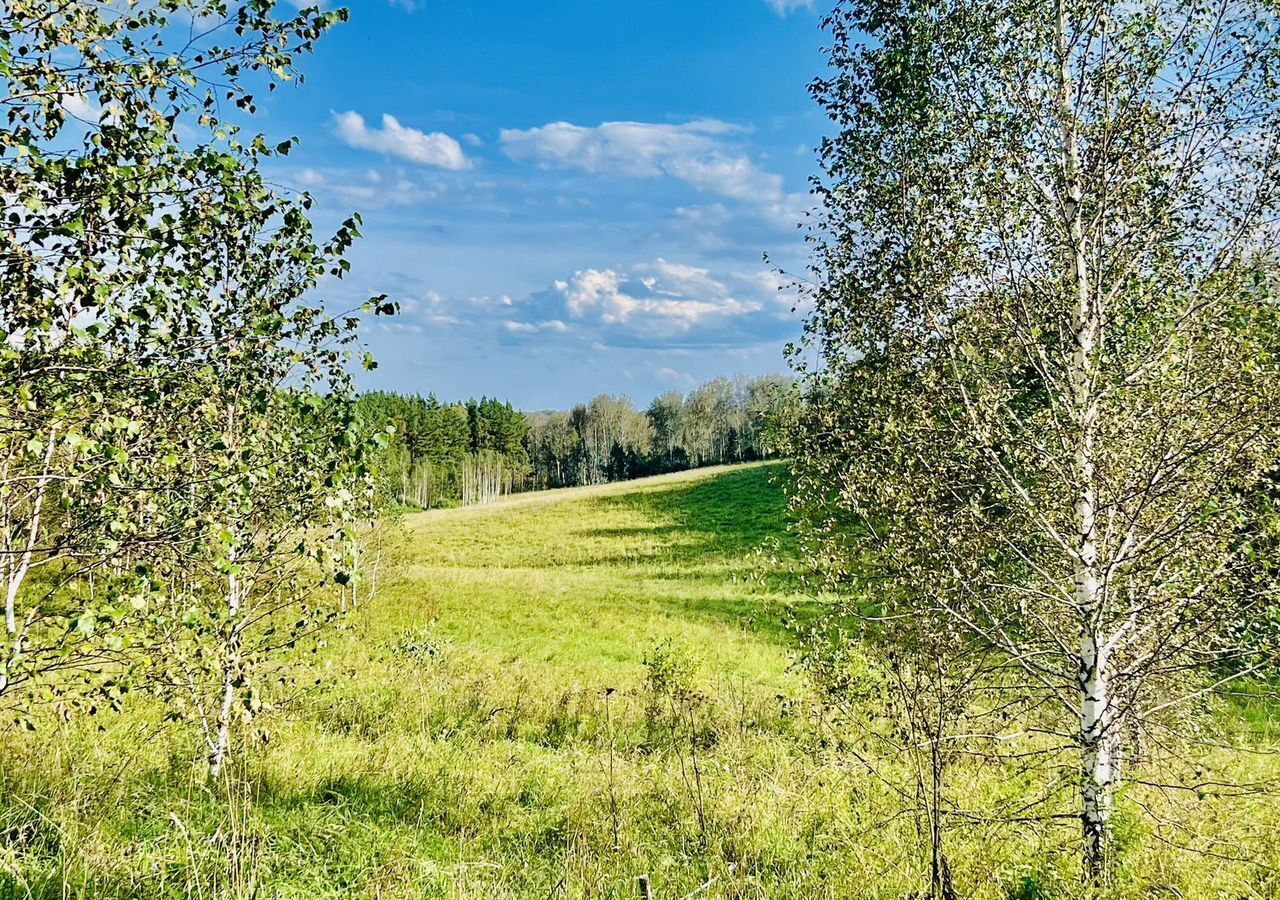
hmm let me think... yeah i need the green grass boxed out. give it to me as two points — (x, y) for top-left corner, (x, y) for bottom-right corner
(389, 462), (802, 684)
(2, 463), (1280, 899)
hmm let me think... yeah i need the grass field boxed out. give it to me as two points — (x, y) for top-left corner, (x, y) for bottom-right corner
(2, 463), (1279, 899)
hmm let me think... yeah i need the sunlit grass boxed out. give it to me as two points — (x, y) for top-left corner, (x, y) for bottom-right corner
(387, 462), (801, 685)
(2, 462), (1279, 899)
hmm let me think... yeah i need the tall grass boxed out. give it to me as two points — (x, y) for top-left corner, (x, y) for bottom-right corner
(1, 463), (1278, 898)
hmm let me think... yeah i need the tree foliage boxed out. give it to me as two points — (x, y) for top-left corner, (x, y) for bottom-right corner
(0, 1), (379, 773)
(359, 375), (797, 508)
(789, 0), (1280, 882)
(527, 375), (796, 491)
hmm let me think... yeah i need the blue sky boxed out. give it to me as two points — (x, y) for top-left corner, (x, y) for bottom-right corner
(270, 0), (828, 409)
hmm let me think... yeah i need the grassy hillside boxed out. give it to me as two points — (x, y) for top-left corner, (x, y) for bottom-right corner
(390, 462), (801, 685)
(2, 463), (1278, 899)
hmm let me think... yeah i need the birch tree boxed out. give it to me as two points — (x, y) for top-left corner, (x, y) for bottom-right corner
(138, 196), (376, 777)
(790, 0), (1280, 881)
(1, 0), (373, 737)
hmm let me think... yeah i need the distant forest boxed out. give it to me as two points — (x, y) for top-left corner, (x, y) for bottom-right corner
(357, 374), (795, 508)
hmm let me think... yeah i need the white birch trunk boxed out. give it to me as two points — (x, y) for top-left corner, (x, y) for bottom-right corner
(209, 566), (242, 780)
(1071, 191), (1113, 876)
(5, 432), (56, 637)
(1056, 0), (1113, 877)
(352, 541), (360, 612)
(1080, 630), (1114, 872)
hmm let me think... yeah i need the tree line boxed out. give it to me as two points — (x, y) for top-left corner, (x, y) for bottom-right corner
(354, 393), (528, 507)
(358, 374), (796, 507)
(530, 374), (795, 488)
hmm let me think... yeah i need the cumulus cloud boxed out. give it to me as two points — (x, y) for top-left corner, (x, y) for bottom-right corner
(60, 92), (129, 129)
(504, 318), (570, 334)
(559, 260), (760, 329)
(296, 167), (326, 187)
(333, 111), (471, 170)
(499, 120), (787, 208)
(733, 269), (807, 313)
(290, 0), (416, 8)
(500, 258), (800, 348)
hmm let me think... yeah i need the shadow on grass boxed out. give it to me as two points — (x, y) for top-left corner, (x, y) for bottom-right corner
(576, 463), (826, 642)
(585, 463), (796, 563)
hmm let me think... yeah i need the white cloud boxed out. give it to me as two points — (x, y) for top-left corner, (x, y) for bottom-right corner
(765, 0), (814, 15)
(504, 319), (568, 334)
(732, 269), (803, 311)
(60, 92), (127, 129)
(499, 119), (786, 207)
(496, 258), (805, 347)
(375, 321), (425, 335)
(290, 166), (441, 207)
(292, 0), (416, 8)
(335, 178), (438, 206)
(655, 367), (696, 387)
(296, 167), (326, 187)
(396, 289), (463, 327)
(61, 93), (101, 124)
(333, 111), (471, 171)
(556, 258), (761, 333)
(469, 294), (515, 309)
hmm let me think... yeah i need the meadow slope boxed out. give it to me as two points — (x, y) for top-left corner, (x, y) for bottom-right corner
(2, 463), (1279, 899)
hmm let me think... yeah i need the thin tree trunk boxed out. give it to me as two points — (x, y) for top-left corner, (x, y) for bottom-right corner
(209, 566), (243, 779)
(352, 540), (360, 611)
(1080, 633), (1114, 874)
(1057, 1), (1112, 879)
(5, 431), (57, 636)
